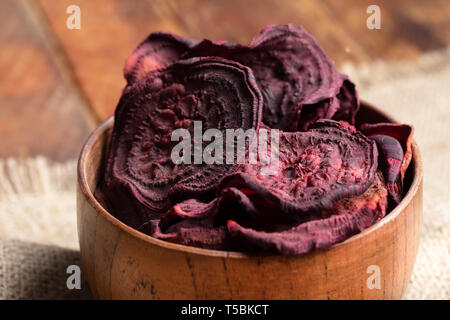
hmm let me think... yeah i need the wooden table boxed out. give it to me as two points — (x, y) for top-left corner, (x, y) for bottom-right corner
(1, 0), (449, 161)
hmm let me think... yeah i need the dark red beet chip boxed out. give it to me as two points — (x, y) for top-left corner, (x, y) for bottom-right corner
(124, 32), (197, 84)
(331, 76), (360, 125)
(163, 187), (258, 222)
(361, 123), (414, 204)
(142, 187), (259, 250)
(296, 98), (338, 131)
(144, 216), (243, 251)
(182, 39), (246, 59)
(221, 120), (378, 224)
(183, 25), (343, 130)
(248, 25), (341, 107)
(101, 57), (262, 227)
(158, 187), (258, 229)
(156, 219), (232, 250)
(297, 75), (359, 131)
(164, 198), (220, 220)
(227, 173), (388, 255)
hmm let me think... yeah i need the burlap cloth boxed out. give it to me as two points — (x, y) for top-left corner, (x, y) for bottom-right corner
(1, 49), (449, 300)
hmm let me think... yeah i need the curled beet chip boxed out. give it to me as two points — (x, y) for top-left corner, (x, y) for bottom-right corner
(361, 123), (414, 204)
(227, 173), (388, 255)
(183, 25), (343, 130)
(247, 24), (341, 108)
(332, 76), (360, 125)
(152, 213), (255, 251)
(101, 57), (262, 227)
(155, 198), (221, 236)
(297, 75), (359, 131)
(296, 97), (338, 131)
(155, 219), (232, 250)
(221, 120), (378, 224)
(137, 216), (233, 250)
(182, 38), (245, 59)
(149, 188), (264, 251)
(168, 187), (258, 220)
(124, 32), (197, 84)
(164, 198), (220, 220)
(158, 187), (258, 232)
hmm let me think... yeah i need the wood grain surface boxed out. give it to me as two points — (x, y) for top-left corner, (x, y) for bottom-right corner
(0, 0), (94, 161)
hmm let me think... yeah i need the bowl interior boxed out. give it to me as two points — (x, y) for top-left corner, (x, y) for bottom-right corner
(78, 102), (422, 258)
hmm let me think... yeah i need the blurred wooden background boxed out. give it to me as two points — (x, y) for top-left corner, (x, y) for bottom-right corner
(1, 0), (449, 161)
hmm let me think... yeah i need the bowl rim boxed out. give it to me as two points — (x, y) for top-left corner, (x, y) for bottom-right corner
(77, 101), (423, 259)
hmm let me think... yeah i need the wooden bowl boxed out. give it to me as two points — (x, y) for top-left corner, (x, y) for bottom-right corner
(77, 102), (423, 299)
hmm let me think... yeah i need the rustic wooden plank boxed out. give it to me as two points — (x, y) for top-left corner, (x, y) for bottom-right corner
(163, 0), (371, 64)
(0, 0), (94, 161)
(38, 0), (188, 121)
(324, 0), (450, 60)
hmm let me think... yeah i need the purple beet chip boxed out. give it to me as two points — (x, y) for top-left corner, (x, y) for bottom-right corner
(361, 123), (414, 204)
(124, 31), (197, 85)
(221, 120), (378, 224)
(101, 57), (262, 227)
(227, 173), (387, 255)
(183, 25), (345, 130)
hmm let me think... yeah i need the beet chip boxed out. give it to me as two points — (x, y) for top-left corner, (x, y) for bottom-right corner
(247, 24), (342, 130)
(100, 57), (262, 227)
(331, 76), (360, 125)
(143, 193), (250, 251)
(296, 75), (359, 131)
(141, 217), (234, 250)
(124, 32), (197, 84)
(183, 25), (345, 130)
(361, 123), (414, 204)
(221, 120), (378, 224)
(227, 173), (388, 255)
(163, 198), (220, 221)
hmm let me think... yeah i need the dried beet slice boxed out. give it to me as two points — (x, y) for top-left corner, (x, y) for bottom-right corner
(124, 32), (197, 84)
(183, 25), (343, 130)
(164, 198), (220, 221)
(227, 173), (388, 255)
(297, 75), (359, 131)
(248, 25), (341, 106)
(361, 123), (414, 203)
(332, 76), (360, 125)
(166, 187), (258, 220)
(158, 187), (258, 230)
(182, 39), (246, 59)
(148, 189), (263, 251)
(296, 98), (338, 131)
(155, 197), (221, 234)
(102, 57), (262, 227)
(141, 216), (242, 251)
(220, 120), (378, 224)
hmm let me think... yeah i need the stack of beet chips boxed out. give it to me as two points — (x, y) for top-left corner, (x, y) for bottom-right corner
(96, 25), (414, 255)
